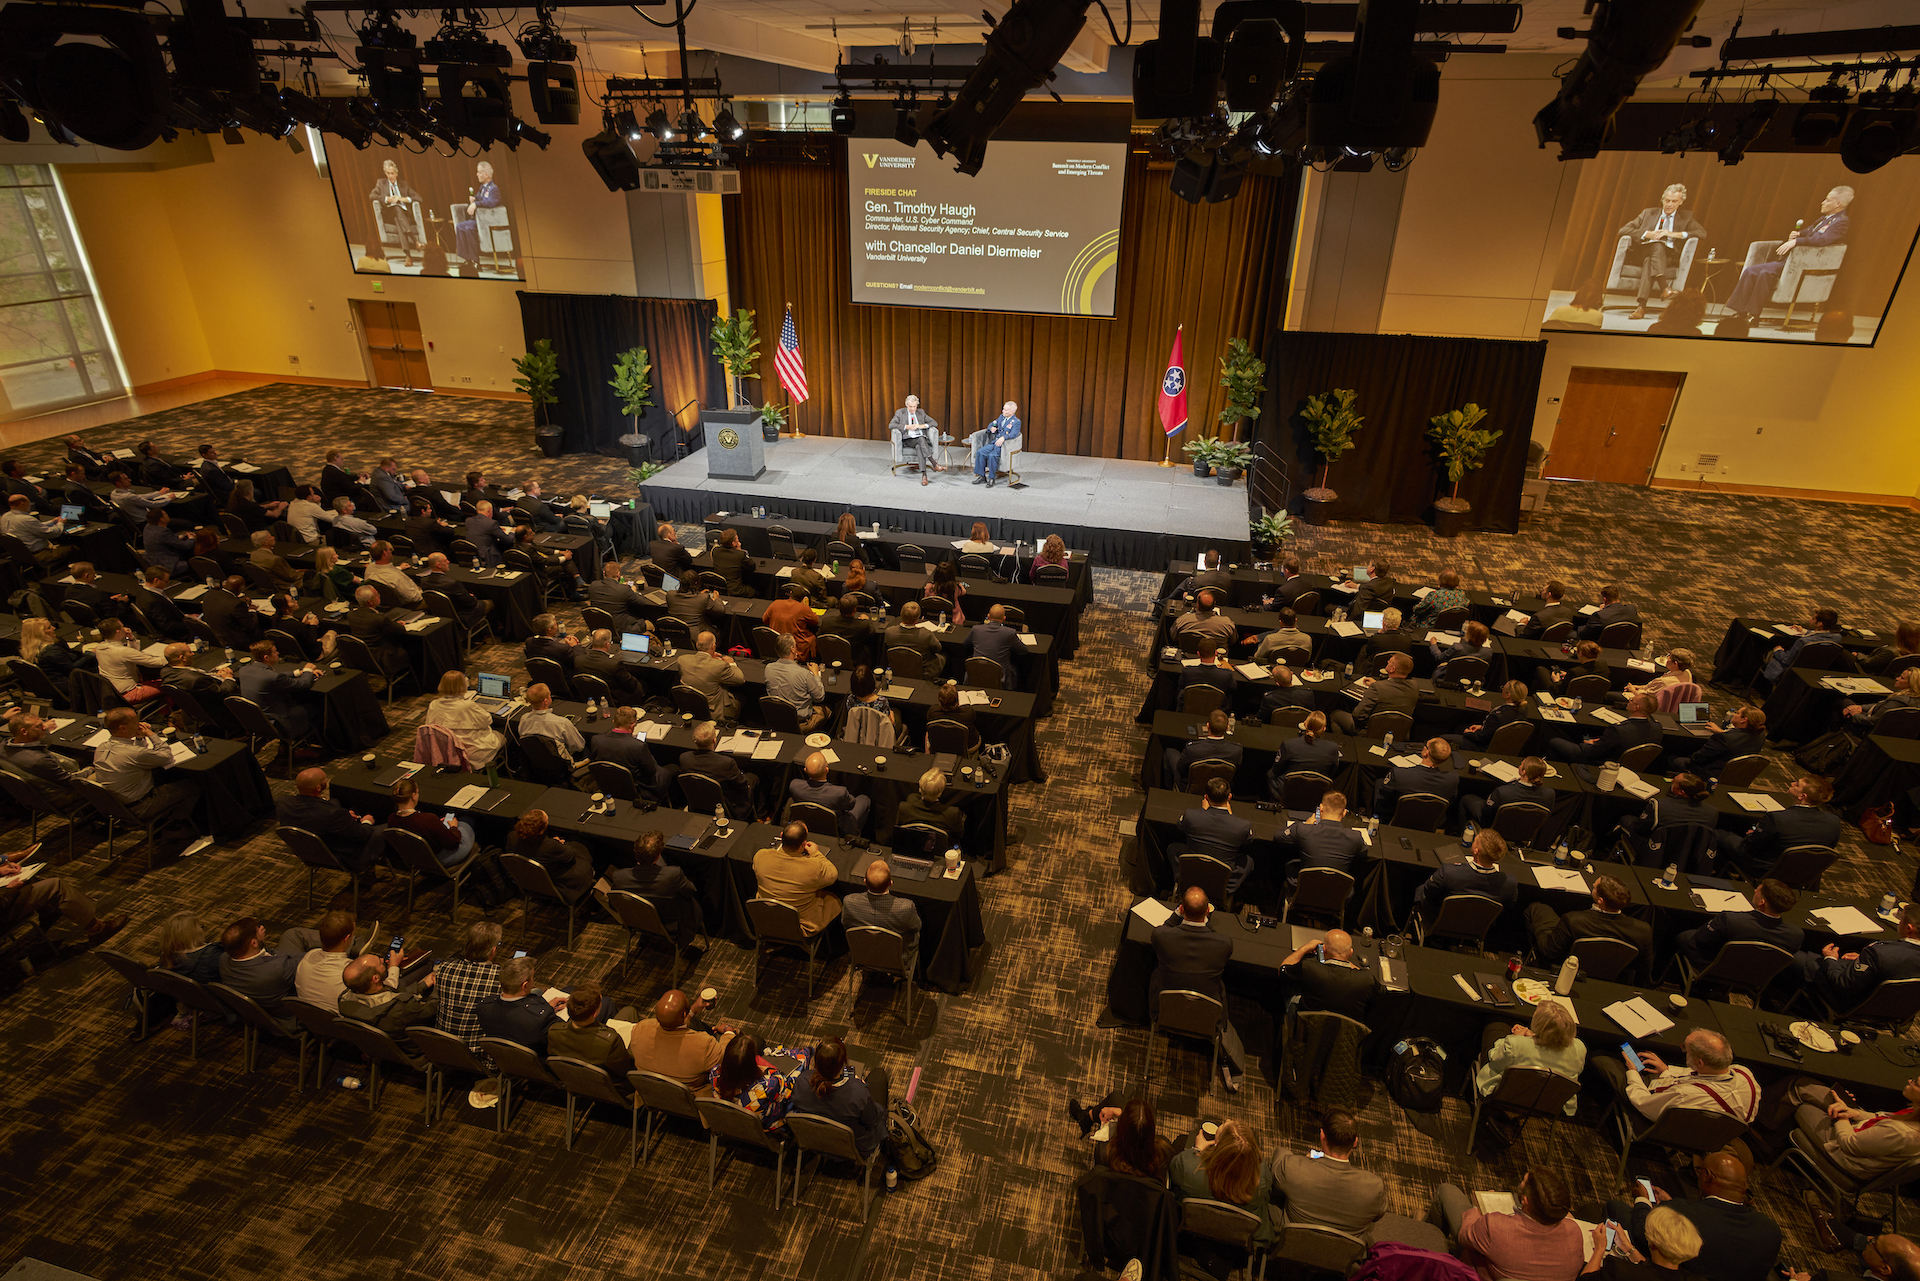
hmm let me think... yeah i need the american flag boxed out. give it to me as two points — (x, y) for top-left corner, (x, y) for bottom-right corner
(774, 306), (809, 403)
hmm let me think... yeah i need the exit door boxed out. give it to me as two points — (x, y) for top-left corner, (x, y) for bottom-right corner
(1545, 368), (1684, 484)
(354, 299), (432, 391)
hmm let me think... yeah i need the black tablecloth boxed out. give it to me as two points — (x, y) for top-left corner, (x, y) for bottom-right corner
(41, 719), (272, 840)
(1763, 670), (1888, 745)
(1833, 733), (1920, 824)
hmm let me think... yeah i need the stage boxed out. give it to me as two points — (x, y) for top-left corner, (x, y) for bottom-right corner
(639, 435), (1250, 572)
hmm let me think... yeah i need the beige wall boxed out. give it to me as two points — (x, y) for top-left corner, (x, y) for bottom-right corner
(60, 119), (640, 395)
(1374, 56), (1920, 499)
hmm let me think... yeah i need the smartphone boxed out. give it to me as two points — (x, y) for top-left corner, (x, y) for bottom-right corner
(1605, 1225), (1618, 1254)
(1621, 1042), (1646, 1072)
(1316, 942), (1326, 962)
(513, 949), (529, 959)
(1636, 1178), (1655, 1200)
(1307, 1149), (1325, 1160)
(1398, 836), (1413, 850)
(391, 933), (404, 953)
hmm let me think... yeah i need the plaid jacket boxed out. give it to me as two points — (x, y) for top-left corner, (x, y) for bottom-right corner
(433, 959), (500, 1048)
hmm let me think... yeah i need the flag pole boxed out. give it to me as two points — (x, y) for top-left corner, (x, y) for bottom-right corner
(1159, 322), (1183, 467)
(786, 301), (803, 439)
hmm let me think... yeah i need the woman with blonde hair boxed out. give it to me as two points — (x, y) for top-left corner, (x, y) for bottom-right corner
(424, 670), (504, 768)
(311, 545), (358, 601)
(1475, 998), (1587, 1114)
(1274, 709), (1343, 781)
(1170, 1118), (1273, 1247)
(16, 615), (79, 692)
(155, 910), (221, 983)
(1581, 1204), (1703, 1278)
(1452, 679), (1533, 752)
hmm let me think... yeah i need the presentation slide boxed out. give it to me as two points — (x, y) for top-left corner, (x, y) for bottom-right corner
(1540, 150), (1920, 346)
(326, 142), (525, 280)
(847, 137), (1128, 317)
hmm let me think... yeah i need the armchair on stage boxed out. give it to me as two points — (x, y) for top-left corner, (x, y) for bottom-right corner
(448, 203), (513, 276)
(889, 426), (954, 476)
(966, 426), (1023, 485)
(1605, 232), (1700, 306)
(1740, 238), (1847, 328)
(370, 196), (425, 268)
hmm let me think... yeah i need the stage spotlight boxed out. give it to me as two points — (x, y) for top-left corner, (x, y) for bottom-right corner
(1716, 98), (1777, 165)
(925, 0), (1093, 175)
(676, 109), (707, 140)
(829, 89), (855, 135)
(1221, 17), (1289, 113)
(894, 96), (920, 147)
(510, 117), (552, 149)
(525, 62), (581, 127)
(582, 122), (642, 191)
(0, 1), (172, 150)
(1381, 145), (1415, 170)
(1791, 76), (1851, 147)
(1133, 0), (1222, 119)
(613, 105), (641, 140)
(1309, 0), (1440, 156)
(1532, 0), (1706, 160)
(713, 103), (743, 141)
(646, 105), (673, 141)
(1840, 90), (1917, 174)
(356, 15), (425, 113)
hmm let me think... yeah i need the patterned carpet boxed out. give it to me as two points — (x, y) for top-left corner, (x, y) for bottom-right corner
(0, 384), (1912, 1281)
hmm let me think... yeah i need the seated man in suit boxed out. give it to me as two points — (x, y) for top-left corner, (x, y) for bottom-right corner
(1282, 790), (1366, 890)
(515, 482), (567, 533)
(585, 566), (654, 636)
(217, 916), (315, 1030)
(1523, 580), (1577, 638)
(681, 719), (757, 819)
(1149, 886), (1246, 1091)
(464, 500), (514, 569)
(524, 613), (579, 669)
(1414, 829), (1516, 921)
(475, 954), (567, 1051)
(343, 584), (411, 674)
(1461, 756), (1554, 829)
(572, 628), (642, 703)
(1618, 772), (1722, 870)
(1332, 651), (1419, 736)
(606, 830), (704, 951)
(1261, 555), (1318, 610)
(543, 983), (639, 1075)
(677, 630), (745, 720)
(819, 595), (876, 661)
(1258, 665), (1316, 725)
(707, 528), (757, 597)
(1430, 620), (1493, 680)
(648, 522), (694, 577)
(64, 433), (111, 478)
(240, 640), (322, 742)
(1361, 607), (1417, 675)
(134, 566), (198, 642)
(416, 552), (492, 631)
(896, 767), (964, 849)
(339, 953), (438, 1035)
(1524, 873), (1654, 985)
(1672, 704), (1767, 775)
(1163, 709), (1242, 789)
(1278, 928), (1376, 1019)
(159, 642), (237, 700)
(889, 394), (941, 481)
(275, 766), (383, 881)
(750, 821), (840, 935)
(589, 705), (676, 803)
(1168, 777), (1253, 895)
(630, 988), (732, 1089)
(367, 457), (408, 513)
(1270, 1109), (1440, 1249)
(1545, 692), (1663, 765)
(1575, 584), (1640, 642)
(1168, 589), (1238, 652)
(1616, 184), (1707, 318)
(1716, 773), (1843, 878)
(1339, 562), (1398, 617)
(1251, 607), (1312, 665)
(247, 529), (303, 590)
(842, 859), (922, 968)
(968, 603), (1023, 690)
(198, 577), (262, 649)
(1675, 877), (1803, 969)
(790, 749), (870, 835)
(138, 439), (190, 490)
(1793, 901), (1920, 1014)
(1762, 607), (1849, 687)
(1373, 737), (1459, 823)
(60, 463), (111, 521)
(61, 560), (125, 622)
(883, 601), (944, 677)
(1177, 641), (1236, 709)
(1182, 549), (1234, 596)
(326, 497), (377, 548)
(404, 470), (462, 523)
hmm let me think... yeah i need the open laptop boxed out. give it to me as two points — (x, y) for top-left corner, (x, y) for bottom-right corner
(661, 572), (680, 593)
(1351, 565), (1372, 583)
(589, 501), (614, 519)
(471, 672), (514, 711)
(1675, 701), (1715, 735)
(620, 631), (650, 657)
(1362, 610), (1385, 633)
(59, 504), (85, 524)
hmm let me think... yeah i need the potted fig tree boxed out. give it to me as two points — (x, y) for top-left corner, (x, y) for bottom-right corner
(1299, 388), (1363, 525)
(511, 339), (562, 457)
(1426, 402), (1500, 538)
(609, 346), (653, 467)
(709, 308), (760, 410)
(1216, 336), (1265, 440)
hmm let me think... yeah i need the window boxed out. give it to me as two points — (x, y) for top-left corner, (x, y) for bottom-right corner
(0, 164), (124, 418)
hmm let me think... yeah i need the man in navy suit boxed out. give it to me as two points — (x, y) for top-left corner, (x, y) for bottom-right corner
(239, 640), (322, 740)
(1283, 790), (1367, 889)
(275, 766), (383, 878)
(968, 603), (1023, 689)
(465, 500), (515, 569)
(1717, 773), (1844, 878)
(1163, 709), (1242, 788)
(1618, 772), (1721, 870)
(1671, 704), (1767, 777)
(524, 614), (579, 670)
(789, 749), (871, 836)
(589, 706), (676, 803)
(1545, 693), (1663, 765)
(1575, 585), (1640, 641)
(971, 400), (1020, 488)
(475, 954), (568, 1051)
(367, 458), (408, 512)
(1523, 580), (1577, 639)
(1676, 877), (1804, 968)
(1793, 901), (1920, 1013)
(1761, 608), (1848, 686)
(1169, 778), (1253, 893)
(1373, 737), (1459, 822)
(1726, 185), (1853, 321)
(1178, 641), (1237, 707)
(1414, 829), (1516, 919)
(1149, 886), (1246, 1090)
(606, 830), (705, 949)
(1460, 756), (1555, 829)
(194, 445), (234, 503)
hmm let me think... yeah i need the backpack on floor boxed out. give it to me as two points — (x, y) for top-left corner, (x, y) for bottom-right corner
(1793, 730), (1857, 778)
(885, 1101), (938, 1181)
(1386, 1037), (1448, 1113)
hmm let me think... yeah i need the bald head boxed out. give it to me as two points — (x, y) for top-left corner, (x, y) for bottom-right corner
(1180, 885), (1210, 922)
(654, 989), (691, 1029)
(1324, 929), (1354, 960)
(295, 767), (329, 797)
(865, 860), (893, 893)
(342, 955), (385, 994)
(989, 603), (1006, 622)
(1699, 1151), (1747, 1200)
(1875, 1235), (1920, 1281)
(804, 751), (828, 780)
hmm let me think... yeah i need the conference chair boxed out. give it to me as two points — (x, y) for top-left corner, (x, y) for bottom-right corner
(6, 656), (72, 710)
(281, 997), (360, 1089)
(1874, 707), (1920, 740)
(671, 684), (714, 719)
(654, 617), (693, 648)
(140, 967), (232, 1061)
(1807, 977), (1920, 1032)
(1782, 1127), (1920, 1235)
(896, 544), (927, 572)
(1178, 1199), (1267, 1280)
(477, 1036), (563, 1138)
(1438, 655), (1490, 685)
(845, 924), (918, 1026)
(383, 824), (487, 917)
(786, 1112), (884, 1217)
(925, 718), (976, 756)
(1622, 820), (1717, 873)
(1176, 852), (1233, 906)
(547, 1056), (641, 1161)
(885, 646), (926, 680)
(697, 1096), (792, 1208)
(1033, 562), (1068, 586)
(1279, 771), (1333, 812)
(1765, 844), (1839, 891)
(1186, 759), (1237, 796)
(1793, 641), (1851, 673)
(188, 555), (225, 583)
(405, 1027), (505, 1131)
(1611, 1099), (1748, 1183)
(1387, 792), (1449, 832)
(326, 1019), (428, 1113)
(1671, 938), (1793, 1001)
(627, 1069), (701, 1164)
(1265, 705), (1308, 730)
(586, 759), (637, 803)
(1617, 741), (1663, 772)
(1282, 867), (1353, 929)
(1366, 710), (1413, 741)
(499, 851), (585, 950)
(746, 897), (824, 1002)
(526, 655), (571, 700)
(1417, 893), (1504, 950)
(1467, 1064), (1581, 1155)
(815, 633), (855, 668)
(1566, 673), (1612, 702)
(783, 799), (840, 839)
(1434, 607), (1469, 631)
(1278, 1009), (1371, 1112)
(765, 525), (796, 559)
(1269, 1210), (1367, 1278)
(1597, 620), (1642, 650)
(1179, 685), (1225, 717)
(1486, 719), (1535, 756)
(1605, 229), (1701, 306)
(1144, 989), (1225, 1095)
(1489, 801), (1551, 847)
(69, 775), (188, 876)
(1291, 590), (1321, 618)
(1270, 646), (1313, 671)
(1569, 935), (1640, 982)
(963, 426), (1023, 485)
(957, 554), (992, 582)
(751, 626), (783, 660)
(1538, 621), (1575, 642)
(333, 632), (416, 705)
(276, 824), (365, 916)
(263, 626), (312, 664)
(1713, 754), (1768, 788)
(0, 765), (90, 859)
(965, 656), (1005, 689)
(569, 672), (612, 705)
(677, 771), (739, 820)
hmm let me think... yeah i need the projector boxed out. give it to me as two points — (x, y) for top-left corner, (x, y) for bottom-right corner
(637, 167), (741, 194)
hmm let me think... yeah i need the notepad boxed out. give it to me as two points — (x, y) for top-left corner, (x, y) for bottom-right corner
(1, 862), (46, 885)
(1236, 663), (1269, 679)
(175, 585), (209, 601)
(1389, 754), (1421, 768)
(167, 741), (197, 765)
(1019, 634), (1039, 647)
(1541, 708), (1576, 723)
(1606, 997), (1674, 1037)
(1578, 605), (1599, 616)
(83, 728), (110, 747)
(820, 748), (840, 764)
(775, 566), (795, 577)
(1731, 792), (1784, 812)
(230, 462), (260, 473)
(857, 530), (878, 540)
(1474, 1192), (1517, 1216)
(1503, 609), (1530, 625)
(1425, 631), (1459, 644)
(1590, 708), (1625, 724)
(446, 785), (488, 808)
(1534, 867), (1590, 892)
(1535, 691), (1559, 704)
(1329, 620), (1362, 637)
(1811, 905), (1885, 935)
(403, 620), (435, 632)
(1749, 627), (1774, 639)
(1131, 897), (1175, 927)
(1412, 587), (1433, 599)
(1693, 888), (1752, 912)
(1479, 760), (1521, 783)
(1627, 658), (1658, 672)
(750, 737), (782, 760)
(957, 689), (991, 706)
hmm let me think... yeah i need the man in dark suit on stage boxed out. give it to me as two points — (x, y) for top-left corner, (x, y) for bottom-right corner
(1726, 185), (1853, 322)
(1149, 886), (1246, 1090)
(1617, 184), (1707, 319)
(888, 395), (941, 485)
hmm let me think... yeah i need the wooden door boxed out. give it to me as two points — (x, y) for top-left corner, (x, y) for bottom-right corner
(1545, 368), (1683, 483)
(354, 300), (432, 391)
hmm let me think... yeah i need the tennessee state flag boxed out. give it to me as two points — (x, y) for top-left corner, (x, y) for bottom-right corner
(1157, 326), (1188, 437)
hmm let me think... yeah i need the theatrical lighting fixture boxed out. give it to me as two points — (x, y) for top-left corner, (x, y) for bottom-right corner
(1134, 0), (1223, 119)
(1657, 113), (1720, 154)
(1791, 79), (1852, 147)
(1220, 17), (1289, 113)
(1533, 0), (1706, 160)
(1716, 98), (1777, 165)
(582, 120), (643, 191)
(1308, 0), (1440, 154)
(676, 109), (708, 141)
(425, 17), (514, 145)
(525, 62), (581, 127)
(356, 14), (424, 114)
(509, 117), (552, 150)
(0, 1), (172, 149)
(647, 105), (674, 141)
(1840, 87), (1918, 174)
(713, 104), (743, 142)
(925, 0), (1094, 175)
(829, 89), (856, 135)
(1381, 145), (1414, 170)
(170, 0), (260, 99)
(613, 105), (641, 140)
(894, 94), (920, 147)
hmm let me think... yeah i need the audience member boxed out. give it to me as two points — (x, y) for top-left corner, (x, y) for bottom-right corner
(763, 583), (819, 659)
(1603, 1153), (1780, 1281)
(681, 719), (758, 818)
(1450, 681), (1531, 752)
(789, 749), (870, 835)
(1579, 1204), (1703, 1281)
(709, 1032), (796, 1130)
(92, 618), (166, 702)
(247, 529), (303, 589)
(1590, 1028), (1758, 1125)
(1170, 1119), (1273, 1255)
(1475, 1000), (1586, 1116)
(764, 632), (827, 730)
(291, 910), (366, 1007)
(1149, 886), (1245, 1091)
(884, 601), (944, 677)
(504, 808), (594, 899)
(1163, 709), (1241, 785)
(896, 767), (963, 845)
(751, 821), (840, 934)
(1278, 926), (1375, 1019)
(1258, 665), (1317, 725)
(1525, 874), (1654, 985)
(969, 604), (1023, 690)
(0, 855), (126, 944)
(1524, 581), (1575, 638)
(1334, 652), (1418, 735)
(475, 955), (567, 1050)
(1717, 774), (1841, 878)
(589, 705), (676, 802)
(1577, 585), (1641, 642)
(841, 859), (922, 968)
(1430, 1167), (1584, 1281)
(573, 628), (642, 703)
(94, 708), (202, 848)
(1546, 693), (1662, 765)
(629, 988), (731, 1090)
(425, 671), (505, 769)
(1461, 756), (1552, 829)
(1671, 705), (1766, 775)
(1675, 878), (1802, 968)
(1412, 569), (1470, 628)
(1168, 777), (1252, 894)
(605, 830), (704, 951)
(545, 982), (638, 1074)
(381, 775), (475, 867)
(679, 630), (745, 720)
(1415, 829), (1516, 919)
(434, 921), (503, 1050)
(787, 1036), (889, 1157)
(1762, 608), (1846, 685)
(1793, 901), (1920, 1013)
(340, 951), (437, 1033)
(276, 767), (382, 883)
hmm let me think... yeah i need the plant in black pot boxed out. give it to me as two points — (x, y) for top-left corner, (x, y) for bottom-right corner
(757, 402), (787, 442)
(1299, 388), (1363, 525)
(609, 346), (653, 466)
(512, 339), (562, 457)
(1182, 436), (1220, 478)
(1250, 509), (1293, 564)
(1212, 440), (1254, 486)
(709, 308), (760, 409)
(1425, 402), (1500, 539)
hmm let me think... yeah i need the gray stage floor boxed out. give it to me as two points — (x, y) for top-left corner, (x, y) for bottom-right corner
(649, 436), (1246, 541)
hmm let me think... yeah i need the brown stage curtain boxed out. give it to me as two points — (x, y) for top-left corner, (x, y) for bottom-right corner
(1553, 150), (1920, 314)
(721, 144), (1296, 461)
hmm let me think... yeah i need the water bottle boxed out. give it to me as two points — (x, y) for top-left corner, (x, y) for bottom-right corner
(1663, 862), (1679, 888)
(335, 1074), (363, 1090)
(1882, 892), (1899, 916)
(885, 1165), (898, 1190)
(193, 733), (206, 753)
(1461, 821), (1477, 848)
(1553, 955), (1579, 995)
(585, 697), (597, 718)
(1361, 926), (1373, 941)
(1552, 836), (1570, 868)
(1367, 816), (1380, 838)
(1227, 712), (1237, 735)
(1381, 732), (1394, 751)
(714, 803), (727, 830)
(884, 666), (894, 684)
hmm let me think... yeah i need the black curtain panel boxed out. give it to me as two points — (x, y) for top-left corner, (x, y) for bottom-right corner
(515, 292), (725, 456)
(1255, 331), (1545, 533)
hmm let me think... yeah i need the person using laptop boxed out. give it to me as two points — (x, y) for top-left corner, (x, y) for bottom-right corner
(1361, 607), (1417, 676)
(470, 673), (514, 710)
(1670, 705), (1766, 776)
(1340, 562), (1398, 617)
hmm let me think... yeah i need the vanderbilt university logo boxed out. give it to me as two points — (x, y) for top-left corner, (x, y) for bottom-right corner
(717, 428), (740, 449)
(863, 153), (879, 168)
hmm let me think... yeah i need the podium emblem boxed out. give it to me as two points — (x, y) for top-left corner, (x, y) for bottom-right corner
(717, 428), (740, 449)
